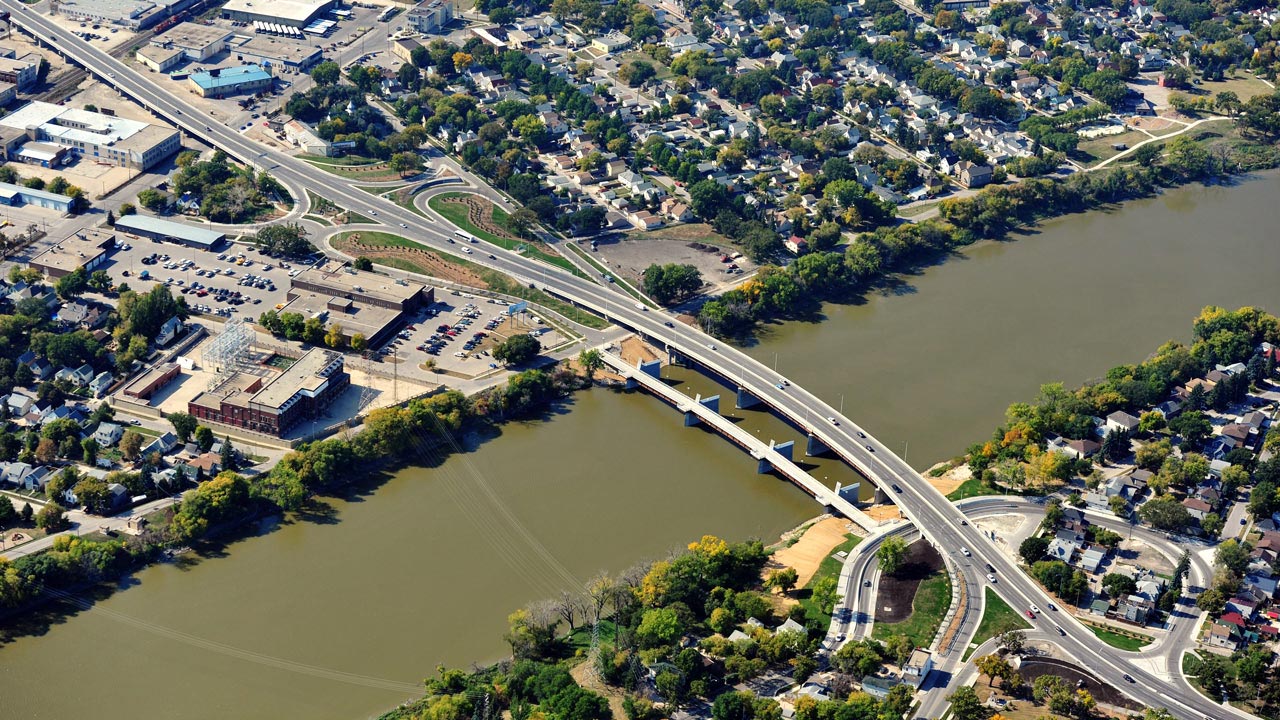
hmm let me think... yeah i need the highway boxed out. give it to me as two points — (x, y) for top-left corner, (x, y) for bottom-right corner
(2, 6), (1249, 718)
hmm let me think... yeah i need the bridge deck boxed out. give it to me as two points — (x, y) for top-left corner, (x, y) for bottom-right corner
(603, 350), (880, 533)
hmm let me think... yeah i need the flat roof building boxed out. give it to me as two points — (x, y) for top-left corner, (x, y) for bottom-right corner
(188, 348), (349, 436)
(406, 0), (453, 34)
(150, 22), (234, 62)
(58, 0), (200, 29)
(123, 362), (181, 401)
(279, 291), (406, 349)
(187, 64), (274, 98)
(14, 141), (69, 168)
(0, 101), (181, 170)
(0, 181), (74, 212)
(230, 35), (324, 71)
(291, 261), (433, 312)
(113, 213), (225, 249)
(29, 228), (114, 278)
(222, 0), (337, 28)
(0, 57), (37, 90)
(137, 44), (185, 73)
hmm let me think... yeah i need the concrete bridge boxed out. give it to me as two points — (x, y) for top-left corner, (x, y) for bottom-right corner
(602, 350), (878, 533)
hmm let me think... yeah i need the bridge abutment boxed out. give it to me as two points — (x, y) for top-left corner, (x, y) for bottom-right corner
(735, 387), (761, 409)
(638, 359), (662, 379)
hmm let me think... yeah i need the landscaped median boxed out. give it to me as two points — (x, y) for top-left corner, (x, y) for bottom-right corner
(870, 541), (952, 650)
(962, 587), (1031, 660)
(330, 230), (607, 330)
(1080, 619), (1153, 651)
(426, 192), (585, 276)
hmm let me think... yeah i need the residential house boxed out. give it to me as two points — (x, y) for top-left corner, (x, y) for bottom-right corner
(902, 649), (933, 688)
(784, 236), (808, 255)
(142, 431), (178, 457)
(1207, 621), (1239, 650)
(93, 422), (123, 447)
(157, 316), (184, 347)
(1182, 498), (1212, 522)
(1106, 410), (1140, 434)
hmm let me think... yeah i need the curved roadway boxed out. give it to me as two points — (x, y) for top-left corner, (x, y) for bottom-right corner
(4, 9), (1247, 718)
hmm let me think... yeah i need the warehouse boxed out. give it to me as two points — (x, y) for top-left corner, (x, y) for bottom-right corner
(136, 45), (185, 73)
(0, 101), (181, 170)
(278, 291), (406, 349)
(113, 214), (225, 249)
(222, 0), (336, 28)
(230, 35), (323, 71)
(29, 228), (115, 279)
(149, 22), (235, 62)
(0, 181), (74, 212)
(187, 65), (274, 98)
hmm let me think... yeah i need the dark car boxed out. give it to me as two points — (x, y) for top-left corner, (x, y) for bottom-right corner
(891, 484), (902, 493)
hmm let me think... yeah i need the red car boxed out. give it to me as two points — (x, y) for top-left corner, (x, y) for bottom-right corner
(1024, 610), (1036, 619)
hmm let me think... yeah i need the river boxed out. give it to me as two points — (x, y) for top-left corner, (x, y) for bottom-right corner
(4, 173), (1280, 719)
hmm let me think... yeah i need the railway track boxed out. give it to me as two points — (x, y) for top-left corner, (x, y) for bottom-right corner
(31, 25), (156, 102)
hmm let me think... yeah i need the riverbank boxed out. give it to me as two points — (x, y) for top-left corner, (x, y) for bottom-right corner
(0, 365), (594, 626)
(700, 137), (1280, 340)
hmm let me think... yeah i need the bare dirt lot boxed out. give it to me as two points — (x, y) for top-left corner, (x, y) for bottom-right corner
(1115, 537), (1175, 576)
(591, 224), (757, 293)
(766, 517), (857, 589)
(874, 540), (943, 623)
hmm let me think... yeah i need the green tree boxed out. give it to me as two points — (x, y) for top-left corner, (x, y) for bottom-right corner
(80, 437), (99, 465)
(311, 60), (340, 85)
(766, 567), (799, 594)
(220, 436), (237, 472)
(137, 188), (167, 211)
(1019, 535), (1050, 564)
(34, 501), (68, 531)
(194, 425), (215, 452)
(388, 152), (424, 178)
(167, 412), (197, 443)
(877, 535), (908, 575)
(637, 607), (684, 648)
(947, 686), (991, 720)
(0, 498), (16, 529)
(577, 349), (604, 380)
(1101, 573), (1136, 596)
(811, 575), (840, 614)
(119, 430), (144, 461)
(642, 264), (704, 305)
(353, 257), (373, 271)
(494, 334), (540, 365)
(1139, 493), (1192, 531)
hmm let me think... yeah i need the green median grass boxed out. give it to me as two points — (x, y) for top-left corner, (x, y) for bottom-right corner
(871, 568), (952, 649)
(963, 587), (1031, 660)
(1088, 625), (1152, 651)
(427, 192), (584, 276)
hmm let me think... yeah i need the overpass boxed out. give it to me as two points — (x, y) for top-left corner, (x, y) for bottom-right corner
(2, 6), (1250, 718)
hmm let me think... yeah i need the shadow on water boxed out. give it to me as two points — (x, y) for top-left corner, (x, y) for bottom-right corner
(0, 394), (585, 649)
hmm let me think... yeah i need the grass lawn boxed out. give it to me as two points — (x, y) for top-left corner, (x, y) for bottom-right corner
(1193, 72), (1275, 103)
(302, 214), (332, 226)
(298, 153), (383, 166)
(871, 568), (952, 649)
(344, 212), (377, 224)
(427, 192), (582, 275)
(947, 476), (1000, 501)
(356, 184), (409, 195)
(1076, 129), (1150, 166)
(334, 230), (418, 248)
(626, 222), (734, 247)
(1088, 625), (1152, 651)
(798, 534), (862, 625)
(964, 588), (1031, 660)
(304, 159), (403, 182)
(566, 619), (619, 651)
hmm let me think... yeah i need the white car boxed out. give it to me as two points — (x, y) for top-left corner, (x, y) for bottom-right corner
(960, 548), (971, 556)
(827, 416), (838, 425)
(1030, 604), (1041, 614)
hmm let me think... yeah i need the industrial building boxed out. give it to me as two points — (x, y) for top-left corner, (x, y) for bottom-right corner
(123, 362), (181, 401)
(0, 181), (75, 212)
(113, 213), (225, 249)
(221, 0), (336, 28)
(290, 261), (433, 312)
(0, 57), (37, 90)
(149, 22), (235, 62)
(406, 0), (453, 33)
(230, 35), (323, 71)
(56, 0), (201, 30)
(28, 228), (114, 279)
(136, 45), (185, 73)
(0, 101), (181, 170)
(188, 348), (349, 436)
(187, 64), (274, 98)
(13, 141), (69, 168)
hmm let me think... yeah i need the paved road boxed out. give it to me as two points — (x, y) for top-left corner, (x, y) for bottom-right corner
(834, 497), (1218, 718)
(4, 9), (1249, 717)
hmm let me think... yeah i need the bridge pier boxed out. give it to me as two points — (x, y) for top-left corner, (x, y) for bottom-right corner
(684, 410), (700, 426)
(806, 433), (829, 457)
(638, 359), (662, 379)
(757, 440), (794, 474)
(834, 481), (861, 503)
(736, 387), (761, 409)
(699, 394), (720, 414)
(624, 376), (638, 390)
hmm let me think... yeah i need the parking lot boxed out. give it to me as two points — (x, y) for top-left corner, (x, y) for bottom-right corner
(102, 238), (296, 318)
(380, 298), (568, 381)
